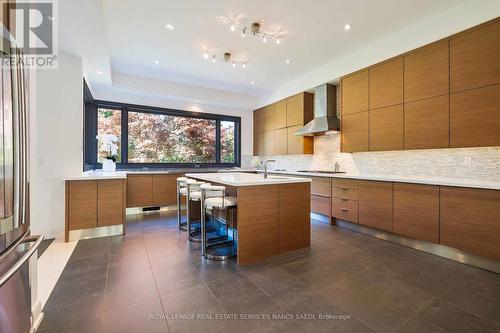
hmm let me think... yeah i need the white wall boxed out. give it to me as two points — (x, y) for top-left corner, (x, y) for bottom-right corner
(30, 53), (83, 239)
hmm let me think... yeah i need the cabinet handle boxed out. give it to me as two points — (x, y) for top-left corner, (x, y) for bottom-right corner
(341, 208), (349, 212)
(341, 198), (348, 202)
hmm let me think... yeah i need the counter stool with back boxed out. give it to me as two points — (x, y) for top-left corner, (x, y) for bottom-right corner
(176, 176), (190, 231)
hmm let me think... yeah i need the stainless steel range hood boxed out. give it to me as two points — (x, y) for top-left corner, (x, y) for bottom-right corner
(295, 83), (340, 136)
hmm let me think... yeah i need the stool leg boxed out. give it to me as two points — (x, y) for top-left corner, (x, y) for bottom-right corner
(186, 192), (191, 238)
(177, 185), (181, 229)
(201, 196), (206, 257)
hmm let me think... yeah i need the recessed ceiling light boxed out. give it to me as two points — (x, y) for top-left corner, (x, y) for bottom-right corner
(195, 99), (199, 103)
(230, 24), (236, 32)
(165, 24), (175, 31)
(154, 60), (160, 64)
(251, 81), (255, 85)
(96, 70), (103, 75)
(344, 23), (351, 31)
(285, 59), (291, 64)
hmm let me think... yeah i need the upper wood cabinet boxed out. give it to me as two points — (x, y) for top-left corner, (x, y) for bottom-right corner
(275, 99), (287, 129)
(369, 104), (403, 151)
(450, 19), (500, 93)
(358, 180), (393, 232)
(404, 40), (449, 102)
(393, 183), (439, 243)
(127, 175), (153, 208)
(404, 95), (449, 150)
(450, 84), (500, 148)
(274, 128), (288, 155)
(253, 108), (264, 133)
(253, 132), (264, 156)
(263, 104), (275, 131)
(369, 57), (403, 109)
(286, 92), (313, 127)
(287, 125), (313, 155)
(341, 70), (369, 116)
(341, 111), (369, 152)
(264, 131), (275, 156)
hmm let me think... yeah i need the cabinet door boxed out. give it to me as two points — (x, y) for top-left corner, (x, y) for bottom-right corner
(370, 57), (403, 109)
(450, 84), (500, 148)
(440, 186), (500, 259)
(311, 195), (330, 216)
(253, 108), (264, 133)
(341, 111), (369, 152)
(393, 183), (439, 242)
(358, 181), (393, 232)
(254, 131), (265, 156)
(263, 104), (275, 131)
(67, 180), (97, 230)
(287, 125), (313, 155)
(341, 70), (369, 116)
(369, 104), (403, 151)
(286, 93), (304, 127)
(152, 174), (178, 206)
(275, 100), (287, 129)
(274, 128), (287, 155)
(404, 95), (449, 150)
(404, 40), (449, 102)
(310, 177), (331, 197)
(98, 179), (124, 227)
(127, 175), (153, 207)
(450, 19), (500, 93)
(264, 131), (275, 156)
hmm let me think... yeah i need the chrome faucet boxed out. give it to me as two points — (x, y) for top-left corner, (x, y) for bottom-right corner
(264, 159), (276, 178)
(334, 162), (340, 173)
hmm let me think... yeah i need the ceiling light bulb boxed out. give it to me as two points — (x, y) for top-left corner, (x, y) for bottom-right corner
(251, 81), (255, 85)
(230, 24), (236, 32)
(154, 60), (160, 64)
(96, 70), (103, 75)
(344, 24), (351, 31)
(262, 36), (267, 43)
(203, 52), (209, 60)
(285, 59), (291, 64)
(232, 62), (236, 68)
(242, 63), (246, 68)
(165, 24), (175, 31)
(276, 38), (281, 44)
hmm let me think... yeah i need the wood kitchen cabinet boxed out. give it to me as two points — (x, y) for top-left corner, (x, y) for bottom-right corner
(341, 111), (369, 152)
(253, 108), (264, 133)
(331, 179), (359, 223)
(263, 104), (275, 131)
(264, 131), (275, 156)
(152, 174), (179, 206)
(450, 84), (500, 148)
(66, 179), (126, 241)
(274, 128), (288, 155)
(341, 70), (369, 116)
(287, 125), (313, 155)
(404, 95), (449, 150)
(450, 19), (500, 93)
(275, 99), (287, 129)
(440, 186), (500, 259)
(286, 92), (313, 127)
(369, 57), (403, 109)
(404, 40), (449, 102)
(370, 104), (403, 151)
(127, 174), (153, 207)
(358, 180), (393, 232)
(393, 183), (439, 243)
(310, 177), (331, 217)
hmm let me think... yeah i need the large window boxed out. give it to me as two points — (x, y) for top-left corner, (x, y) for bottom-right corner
(84, 101), (240, 169)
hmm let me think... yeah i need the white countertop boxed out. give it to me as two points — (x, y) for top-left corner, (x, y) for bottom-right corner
(185, 172), (311, 187)
(262, 170), (500, 190)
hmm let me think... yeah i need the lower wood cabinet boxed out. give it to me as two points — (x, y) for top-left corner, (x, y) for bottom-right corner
(152, 174), (179, 206)
(66, 179), (126, 241)
(311, 195), (330, 216)
(358, 180), (393, 232)
(127, 175), (153, 207)
(331, 197), (358, 223)
(440, 186), (500, 259)
(393, 183), (439, 242)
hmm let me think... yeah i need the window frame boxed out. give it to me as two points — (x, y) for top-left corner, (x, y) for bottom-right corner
(84, 100), (241, 170)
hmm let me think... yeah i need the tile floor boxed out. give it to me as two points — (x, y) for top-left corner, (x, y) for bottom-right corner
(38, 211), (500, 333)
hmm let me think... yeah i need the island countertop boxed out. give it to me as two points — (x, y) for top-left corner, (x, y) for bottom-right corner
(185, 172), (311, 187)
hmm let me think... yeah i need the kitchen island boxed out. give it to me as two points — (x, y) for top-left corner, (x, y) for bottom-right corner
(185, 172), (311, 264)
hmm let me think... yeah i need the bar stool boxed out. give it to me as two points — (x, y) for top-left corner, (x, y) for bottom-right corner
(200, 184), (237, 261)
(186, 179), (209, 242)
(176, 177), (190, 231)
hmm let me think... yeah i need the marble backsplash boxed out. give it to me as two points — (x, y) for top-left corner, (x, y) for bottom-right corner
(241, 134), (500, 181)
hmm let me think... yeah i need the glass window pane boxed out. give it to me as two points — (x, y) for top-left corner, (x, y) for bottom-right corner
(128, 112), (216, 163)
(97, 108), (121, 163)
(221, 121), (235, 164)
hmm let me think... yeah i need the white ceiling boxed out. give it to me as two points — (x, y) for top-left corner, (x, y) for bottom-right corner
(59, 0), (500, 111)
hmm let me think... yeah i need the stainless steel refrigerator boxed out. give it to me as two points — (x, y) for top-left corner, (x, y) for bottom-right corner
(0, 42), (42, 333)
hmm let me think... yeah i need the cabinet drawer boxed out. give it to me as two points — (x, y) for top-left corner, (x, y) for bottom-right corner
(311, 177), (331, 197)
(332, 179), (359, 200)
(98, 179), (124, 227)
(331, 197), (358, 223)
(311, 195), (330, 216)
